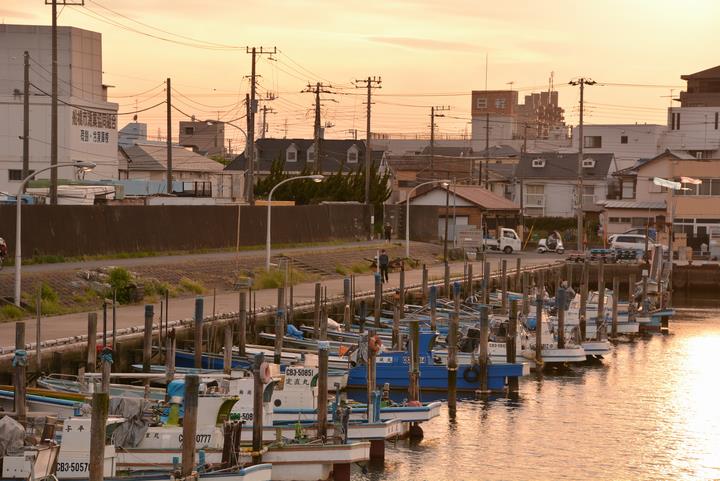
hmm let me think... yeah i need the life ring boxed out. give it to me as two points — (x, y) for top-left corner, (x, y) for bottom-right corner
(259, 362), (272, 384)
(462, 365), (481, 383)
(369, 335), (382, 353)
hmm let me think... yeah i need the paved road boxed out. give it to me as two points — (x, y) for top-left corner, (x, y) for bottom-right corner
(0, 250), (564, 350)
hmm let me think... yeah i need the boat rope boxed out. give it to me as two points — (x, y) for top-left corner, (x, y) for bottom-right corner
(100, 347), (114, 364)
(12, 349), (28, 367)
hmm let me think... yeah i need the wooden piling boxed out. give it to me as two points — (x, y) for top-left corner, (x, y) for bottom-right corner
(35, 291), (41, 373)
(466, 263), (473, 299)
(143, 304), (153, 374)
(343, 277), (352, 331)
(444, 262), (450, 298)
(557, 285), (566, 349)
(408, 320), (420, 402)
(501, 259), (508, 314)
(252, 354), (264, 464)
(522, 271), (530, 316)
(194, 296), (204, 369)
(223, 323), (233, 375)
(359, 300), (366, 333)
(483, 261), (491, 305)
(399, 263), (406, 320)
(366, 330), (377, 423)
(86, 313), (97, 373)
(535, 271), (544, 366)
(100, 347), (111, 394)
(421, 264), (429, 305)
(320, 305), (328, 341)
(628, 273), (636, 303)
(507, 300), (519, 393)
(317, 338), (329, 440)
(429, 286), (438, 332)
(313, 282), (321, 339)
(580, 260), (589, 341)
(566, 262), (574, 291)
(611, 276), (619, 339)
(275, 286), (285, 365)
(88, 391), (109, 481)
(515, 257), (522, 291)
(14, 322), (27, 423)
(165, 329), (176, 389)
(289, 284), (295, 326)
(373, 273), (382, 327)
(596, 259), (605, 341)
(238, 291), (247, 356)
(478, 304), (489, 395)
(181, 375), (199, 476)
(448, 282), (460, 414)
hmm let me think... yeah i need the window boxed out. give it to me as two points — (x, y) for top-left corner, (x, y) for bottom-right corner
(8, 169), (33, 181)
(712, 179), (720, 196)
(531, 158), (545, 168)
(286, 148), (297, 162)
(476, 97), (487, 109)
(347, 149), (358, 163)
(184, 127), (194, 135)
(307, 147), (315, 162)
(525, 184), (545, 210)
(582, 158), (596, 168)
(583, 136), (602, 148)
(671, 112), (681, 130)
(495, 98), (506, 109)
(620, 135), (628, 144)
(716, 112), (719, 130)
(622, 181), (635, 199)
(699, 179), (711, 196)
(609, 217), (620, 223)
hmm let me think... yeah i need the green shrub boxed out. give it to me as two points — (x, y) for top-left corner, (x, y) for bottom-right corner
(253, 267), (316, 290)
(40, 282), (59, 303)
(0, 304), (24, 321)
(143, 279), (172, 298)
(108, 267), (134, 303)
(350, 262), (371, 274)
(335, 264), (349, 276)
(178, 277), (205, 294)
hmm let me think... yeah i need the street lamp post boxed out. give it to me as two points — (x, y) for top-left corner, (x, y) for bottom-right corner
(405, 179), (450, 259)
(15, 161), (96, 306)
(266, 175), (324, 270)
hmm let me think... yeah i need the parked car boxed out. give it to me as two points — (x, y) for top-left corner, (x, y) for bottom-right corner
(483, 227), (522, 254)
(609, 234), (656, 251)
(622, 227), (657, 241)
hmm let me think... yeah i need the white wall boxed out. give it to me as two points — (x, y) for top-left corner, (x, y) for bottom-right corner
(410, 189), (473, 207)
(0, 25), (118, 195)
(571, 124), (666, 172)
(663, 107), (720, 152)
(471, 115), (515, 142)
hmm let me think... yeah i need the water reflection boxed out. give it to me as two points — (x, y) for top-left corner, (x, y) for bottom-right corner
(351, 309), (720, 481)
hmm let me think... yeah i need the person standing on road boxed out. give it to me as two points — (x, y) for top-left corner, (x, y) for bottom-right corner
(379, 249), (390, 283)
(384, 223), (392, 243)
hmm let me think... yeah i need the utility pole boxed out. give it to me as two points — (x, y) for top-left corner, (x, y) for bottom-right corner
(355, 77), (381, 205)
(166, 78), (172, 194)
(246, 47), (276, 205)
(302, 82), (334, 174)
(484, 112), (490, 189)
(260, 105), (276, 139)
(22, 51), (30, 188)
(430, 106), (450, 177)
(569, 77), (596, 252)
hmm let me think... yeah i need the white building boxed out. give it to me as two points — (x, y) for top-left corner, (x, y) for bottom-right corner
(0, 24), (118, 196)
(571, 124), (666, 172)
(663, 106), (720, 158)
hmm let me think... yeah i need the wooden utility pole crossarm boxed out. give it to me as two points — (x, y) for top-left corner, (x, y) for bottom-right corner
(355, 76), (382, 206)
(302, 82), (335, 174)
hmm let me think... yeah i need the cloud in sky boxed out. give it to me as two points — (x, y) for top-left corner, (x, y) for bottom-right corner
(366, 36), (477, 52)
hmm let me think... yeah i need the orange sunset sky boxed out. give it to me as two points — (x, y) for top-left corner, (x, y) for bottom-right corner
(2, 0), (720, 149)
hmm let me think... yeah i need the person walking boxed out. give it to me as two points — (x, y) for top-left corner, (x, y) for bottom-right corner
(384, 222), (392, 243)
(379, 249), (390, 283)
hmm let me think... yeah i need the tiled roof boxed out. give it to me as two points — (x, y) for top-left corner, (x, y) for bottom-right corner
(515, 152), (613, 179)
(119, 144), (225, 173)
(603, 200), (666, 210)
(408, 184), (520, 211)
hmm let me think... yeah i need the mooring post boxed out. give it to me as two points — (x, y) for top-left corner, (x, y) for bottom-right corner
(251, 354), (264, 464)
(522, 271), (530, 316)
(408, 320), (420, 402)
(373, 272), (382, 327)
(143, 304), (153, 374)
(483, 261), (491, 305)
(194, 296), (204, 369)
(611, 276), (619, 339)
(320, 305), (328, 341)
(444, 262), (450, 298)
(421, 264), (429, 305)
(596, 259), (606, 341)
(429, 285), (438, 332)
(515, 257), (522, 291)
(289, 284), (295, 326)
(100, 346), (111, 394)
(165, 329), (176, 390)
(14, 322), (27, 423)
(466, 262), (473, 299)
(223, 323), (233, 375)
(566, 262), (574, 291)
(343, 277), (352, 331)
(501, 259), (508, 314)
(535, 270), (544, 366)
(366, 329), (377, 423)
(88, 391), (109, 481)
(312, 282), (321, 339)
(628, 273), (636, 304)
(448, 282), (460, 415)
(275, 286), (285, 365)
(478, 304), (489, 395)
(392, 290), (401, 350)
(399, 262), (406, 319)
(580, 260), (589, 341)
(35, 291), (41, 373)
(238, 291), (247, 356)
(507, 300), (519, 393)
(557, 284), (566, 349)
(86, 312), (97, 373)
(359, 300), (366, 333)
(181, 375), (199, 477)
(317, 337), (329, 440)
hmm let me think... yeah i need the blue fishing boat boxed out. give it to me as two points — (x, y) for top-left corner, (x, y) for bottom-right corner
(347, 332), (526, 392)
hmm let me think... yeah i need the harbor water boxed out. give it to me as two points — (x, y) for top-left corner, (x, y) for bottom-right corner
(352, 302), (720, 481)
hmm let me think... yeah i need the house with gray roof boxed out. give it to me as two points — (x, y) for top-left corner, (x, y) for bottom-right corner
(514, 152), (614, 217)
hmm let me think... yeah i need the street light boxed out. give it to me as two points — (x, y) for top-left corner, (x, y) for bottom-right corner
(266, 174), (324, 270)
(15, 161), (96, 305)
(405, 179), (450, 258)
